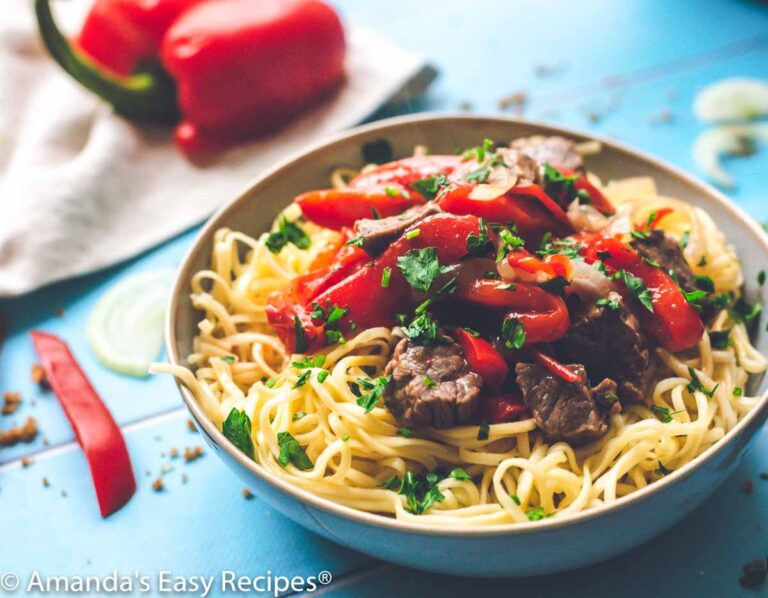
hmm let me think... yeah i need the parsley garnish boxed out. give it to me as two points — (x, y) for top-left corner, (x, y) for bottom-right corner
(317, 370), (329, 383)
(596, 297), (620, 310)
(292, 355), (326, 369)
(687, 367), (717, 397)
(405, 228), (421, 240)
(542, 163), (579, 202)
(501, 317), (526, 349)
(540, 276), (567, 297)
(265, 377), (279, 389)
(680, 230), (690, 249)
(759, 270), (766, 286)
(277, 432), (314, 470)
(342, 434), (350, 442)
(222, 408), (255, 459)
(397, 247), (443, 292)
(292, 411), (307, 421)
(709, 329), (732, 349)
(510, 494), (522, 505)
(683, 289), (709, 304)
(324, 330), (346, 345)
(536, 237), (582, 260)
(399, 471), (446, 514)
(381, 476), (401, 490)
(381, 267), (392, 288)
(355, 376), (391, 413)
(733, 387), (744, 397)
(619, 270), (654, 312)
(397, 427), (413, 438)
(411, 174), (449, 201)
(695, 274), (715, 293)
(496, 228), (525, 263)
(462, 327), (481, 337)
(650, 405), (684, 423)
(466, 166), (491, 183)
(525, 506), (553, 521)
(467, 218), (493, 257)
(384, 186), (398, 197)
(731, 297), (762, 326)
(477, 422), (490, 441)
(698, 255), (708, 267)
(461, 138), (494, 162)
(346, 236), (364, 247)
(401, 312), (443, 345)
(655, 462), (672, 476)
(221, 355), (236, 364)
(265, 218), (311, 254)
(423, 375), (436, 388)
(293, 316), (308, 353)
(292, 370), (312, 389)
(449, 468), (472, 481)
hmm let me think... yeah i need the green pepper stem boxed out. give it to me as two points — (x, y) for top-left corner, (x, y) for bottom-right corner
(34, 0), (179, 124)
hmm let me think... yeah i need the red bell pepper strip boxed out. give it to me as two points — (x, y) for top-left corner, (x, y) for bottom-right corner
(555, 167), (615, 215)
(506, 248), (571, 280)
(452, 279), (570, 345)
(35, 0), (346, 158)
(296, 189), (424, 230)
(452, 328), (509, 390)
(479, 392), (530, 424)
(529, 347), (581, 383)
(31, 331), (136, 517)
(437, 183), (572, 243)
(349, 156), (463, 195)
(582, 236), (704, 352)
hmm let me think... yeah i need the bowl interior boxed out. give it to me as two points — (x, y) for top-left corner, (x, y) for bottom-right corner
(168, 114), (768, 531)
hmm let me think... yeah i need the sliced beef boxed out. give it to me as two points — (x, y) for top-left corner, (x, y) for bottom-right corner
(556, 292), (656, 404)
(353, 202), (442, 256)
(384, 338), (483, 428)
(515, 363), (617, 444)
(510, 135), (584, 171)
(630, 229), (697, 293)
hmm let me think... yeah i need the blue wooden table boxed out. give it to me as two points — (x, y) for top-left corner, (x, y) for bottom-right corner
(2, 1), (768, 596)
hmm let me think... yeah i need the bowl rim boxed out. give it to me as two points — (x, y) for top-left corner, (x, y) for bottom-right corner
(164, 112), (768, 536)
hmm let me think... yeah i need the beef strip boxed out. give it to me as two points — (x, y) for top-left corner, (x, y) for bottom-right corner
(515, 363), (617, 443)
(509, 135), (584, 172)
(353, 202), (442, 256)
(556, 291), (656, 404)
(384, 338), (483, 428)
(630, 229), (697, 293)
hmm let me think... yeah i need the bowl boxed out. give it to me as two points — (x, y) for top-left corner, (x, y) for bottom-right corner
(164, 114), (768, 577)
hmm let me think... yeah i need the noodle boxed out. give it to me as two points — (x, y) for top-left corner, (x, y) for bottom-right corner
(152, 167), (766, 526)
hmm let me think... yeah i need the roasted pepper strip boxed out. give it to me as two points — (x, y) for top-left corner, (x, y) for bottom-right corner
(349, 155), (463, 195)
(31, 331), (136, 517)
(437, 183), (572, 243)
(452, 279), (570, 345)
(452, 328), (509, 390)
(295, 189), (423, 230)
(582, 236), (704, 352)
(479, 392), (530, 424)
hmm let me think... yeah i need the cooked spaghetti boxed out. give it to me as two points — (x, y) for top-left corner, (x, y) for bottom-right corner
(153, 136), (766, 525)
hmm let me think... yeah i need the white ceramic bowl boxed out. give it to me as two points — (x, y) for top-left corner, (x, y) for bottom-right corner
(165, 114), (768, 577)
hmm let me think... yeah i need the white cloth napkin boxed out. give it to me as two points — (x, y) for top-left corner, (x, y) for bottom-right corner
(0, 0), (435, 297)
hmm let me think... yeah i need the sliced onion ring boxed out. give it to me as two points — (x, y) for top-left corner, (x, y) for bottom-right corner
(692, 124), (768, 188)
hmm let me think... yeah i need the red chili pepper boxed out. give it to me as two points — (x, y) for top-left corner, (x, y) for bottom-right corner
(452, 279), (570, 345)
(349, 156), (463, 195)
(437, 183), (572, 243)
(479, 392), (530, 424)
(452, 328), (509, 390)
(528, 347), (581, 383)
(582, 235), (704, 352)
(296, 189), (423, 230)
(31, 331), (136, 517)
(35, 0), (345, 158)
(555, 167), (615, 215)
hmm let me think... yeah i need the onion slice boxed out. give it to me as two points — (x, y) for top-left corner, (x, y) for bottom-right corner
(694, 78), (768, 123)
(692, 124), (768, 188)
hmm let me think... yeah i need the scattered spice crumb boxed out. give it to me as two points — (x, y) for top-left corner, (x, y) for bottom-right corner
(649, 108), (675, 124)
(181, 473), (188, 485)
(187, 419), (198, 433)
(742, 479), (754, 494)
(42, 477), (50, 488)
(160, 464), (175, 475)
(30, 400), (37, 407)
(242, 488), (254, 500)
(2, 391), (21, 416)
(145, 469), (151, 477)
(21, 456), (33, 468)
(0, 417), (39, 447)
(154, 435), (162, 442)
(666, 88), (679, 102)
(603, 75), (625, 88)
(61, 489), (68, 498)
(184, 446), (203, 463)
(53, 307), (65, 317)
(160, 452), (166, 458)
(534, 62), (567, 78)
(42, 436), (49, 446)
(760, 472), (768, 481)
(169, 448), (179, 459)
(740, 557), (768, 588)
(31, 364), (49, 389)
(151, 478), (165, 492)
(458, 100), (473, 112)
(497, 91), (527, 112)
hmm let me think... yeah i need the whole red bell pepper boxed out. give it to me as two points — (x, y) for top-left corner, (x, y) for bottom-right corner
(437, 183), (573, 243)
(582, 235), (704, 352)
(35, 0), (346, 158)
(452, 328), (509, 390)
(296, 189), (424, 230)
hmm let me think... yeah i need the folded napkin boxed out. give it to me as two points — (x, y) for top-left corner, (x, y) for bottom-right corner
(0, 0), (435, 297)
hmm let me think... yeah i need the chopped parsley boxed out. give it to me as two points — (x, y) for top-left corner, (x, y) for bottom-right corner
(396, 247), (444, 292)
(596, 297), (620, 310)
(384, 186), (398, 197)
(292, 355), (326, 369)
(655, 462), (672, 476)
(501, 317), (526, 349)
(401, 312), (443, 345)
(650, 405), (684, 423)
(477, 421), (490, 441)
(399, 471), (446, 514)
(265, 217), (310, 254)
(222, 408), (255, 459)
(449, 468), (472, 481)
(380, 476), (401, 490)
(381, 267), (392, 288)
(683, 289), (709, 305)
(324, 329), (346, 345)
(759, 270), (767, 286)
(346, 236), (364, 248)
(277, 432), (314, 470)
(221, 355), (236, 364)
(619, 270), (654, 312)
(397, 427), (413, 438)
(310, 301), (349, 346)
(466, 166), (491, 183)
(461, 138), (494, 162)
(292, 370), (312, 389)
(293, 316), (308, 353)
(411, 174), (449, 201)
(687, 367), (717, 398)
(462, 327), (481, 337)
(467, 218), (493, 257)
(709, 328), (732, 349)
(698, 255), (708, 267)
(265, 377), (279, 389)
(541, 163), (578, 202)
(371, 205), (382, 219)
(525, 506), (553, 521)
(317, 370), (329, 383)
(695, 274), (715, 293)
(510, 494), (522, 505)
(405, 229), (421, 240)
(355, 375), (391, 413)
(733, 387), (744, 397)
(540, 276), (568, 297)
(342, 434), (350, 442)
(680, 230), (690, 249)
(292, 411), (307, 421)
(731, 297), (762, 326)
(536, 237), (583, 260)
(423, 375), (437, 388)
(496, 227), (525, 263)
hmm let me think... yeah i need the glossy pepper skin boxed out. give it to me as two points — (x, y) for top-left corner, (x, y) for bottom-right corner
(35, 0), (346, 158)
